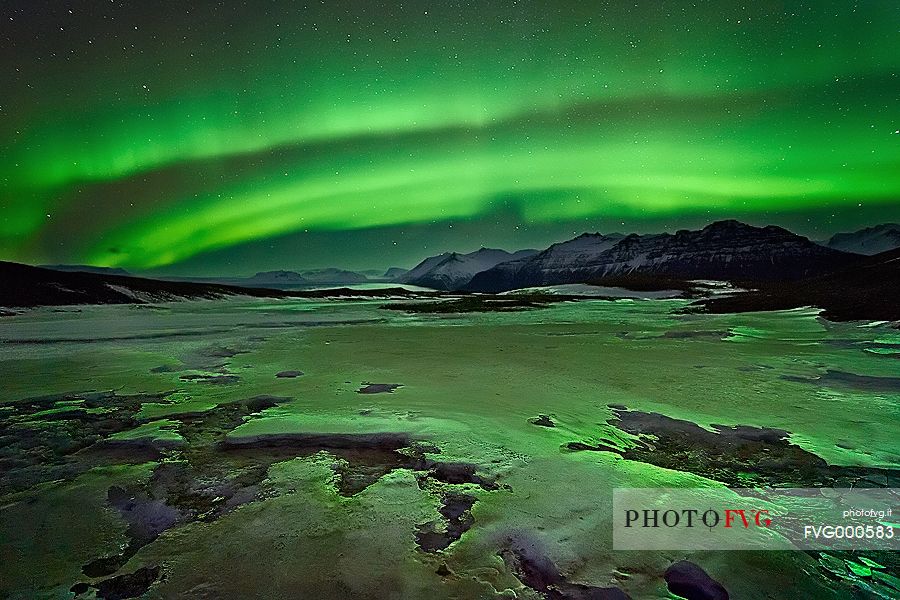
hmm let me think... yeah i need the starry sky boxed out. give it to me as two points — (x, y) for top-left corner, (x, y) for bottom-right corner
(2, 1), (898, 275)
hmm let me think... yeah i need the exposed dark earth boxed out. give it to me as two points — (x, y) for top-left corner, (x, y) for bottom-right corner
(499, 533), (632, 600)
(4, 388), (504, 597)
(664, 561), (729, 600)
(381, 294), (580, 313)
(0, 390), (176, 493)
(562, 406), (900, 488)
(275, 370), (304, 378)
(357, 383), (404, 394)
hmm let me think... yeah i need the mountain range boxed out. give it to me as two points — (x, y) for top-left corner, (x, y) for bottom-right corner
(465, 221), (859, 292)
(39, 264), (132, 276)
(823, 223), (900, 256)
(161, 268), (371, 289)
(4, 220), (900, 323)
(696, 246), (900, 322)
(398, 248), (538, 290)
(0, 261), (294, 308)
(0, 262), (429, 309)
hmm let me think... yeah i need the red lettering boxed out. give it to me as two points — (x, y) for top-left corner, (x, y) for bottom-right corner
(725, 509), (749, 528)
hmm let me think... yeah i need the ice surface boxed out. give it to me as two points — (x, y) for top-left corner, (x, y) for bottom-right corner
(1, 297), (897, 598)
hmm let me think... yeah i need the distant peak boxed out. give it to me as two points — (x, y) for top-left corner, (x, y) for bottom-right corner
(702, 219), (753, 231)
(856, 223), (900, 233)
(699, 221), (802, 241)
(253, 270), (301, 277)
(570, 231), (627, 241)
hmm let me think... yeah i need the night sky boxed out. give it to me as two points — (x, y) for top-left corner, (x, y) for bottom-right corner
(2, 1), (898, 275)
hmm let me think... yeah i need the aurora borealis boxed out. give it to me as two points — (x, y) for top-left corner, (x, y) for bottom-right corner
(2, 1), (898, 274)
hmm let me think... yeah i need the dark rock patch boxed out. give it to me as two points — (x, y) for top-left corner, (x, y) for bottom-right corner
(415, 492), (477, 552)
(410, 457), (506, 554)
(94, 566), (161, 600)
(70, 582), (90, 595)
(81, 484), (183, 578)
(178, 373), (240, 385)
(221, 432), (449, 497)
(245, 394), (285, 413)
(357, 383), (402, 394)
(145, 460), (269, 523)
(221, 432), (487, 498)
(82, 554), (130, 579)
(423, 461), (498, 490)
(199, 345), (245, 359)
(174, 395), (291, 446)
(95, 433), (184, 453)
(46, 393), (501, 593)
(0, 390), (175, 493)
(783, 369), (900, 393)
(563, 441), (620, 454)
(499, 534), (631, 599)
(529, 414), (556, 428)
(223, 431), (413, 451)
(171, 344), (254, 373)
(382, 294), (576, 313)
(276, 370), (304, 378)
(662, 330), (729, 339)
(568, 407), (899, 488)
(78, 460), (259, 579)
(66, 396), (291, 589)
(664, 561), (729, 600)
(329, 447), (421, 496)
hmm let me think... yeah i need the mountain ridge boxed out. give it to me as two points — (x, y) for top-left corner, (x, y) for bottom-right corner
(694, 246), (900, 322)
(399, 247), (538, 290)
(466, 220), (859, 292)
(823, 223), (900, 256)
(0, 262), (430, 309)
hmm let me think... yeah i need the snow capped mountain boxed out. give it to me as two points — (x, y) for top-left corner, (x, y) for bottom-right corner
(591, 220), (856, 279)
(383, 267), (409, 279)
(466, 221), (859, 292)
(400, 247), (538, 290)
(526, 232), (626, 270)
(244, 270), (308, 285)
(823, 223), (900, 256)
(462, 233), (624, 292)
(201, 268), (369, 287)
(399, 253), (455, 283)
(299, 268), (369, 283)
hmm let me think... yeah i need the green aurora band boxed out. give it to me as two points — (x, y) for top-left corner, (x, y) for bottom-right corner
(1, 1), (898, 270)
